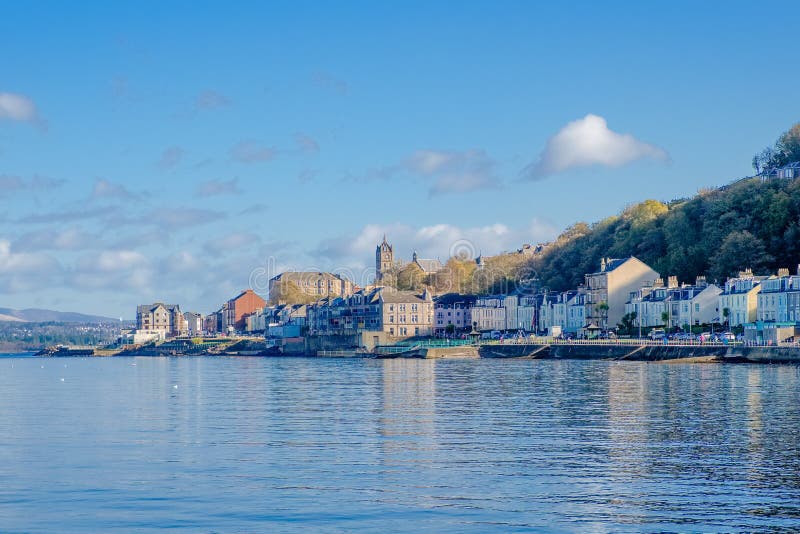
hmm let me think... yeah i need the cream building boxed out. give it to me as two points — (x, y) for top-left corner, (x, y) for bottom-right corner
(269, 271), (355, 300)
(669, 279), (722, 329)
(135, 303), (186, 338)
(585, 257), (660, 329)
(472, 296), (506, 331)
(718, 269), (765, 327)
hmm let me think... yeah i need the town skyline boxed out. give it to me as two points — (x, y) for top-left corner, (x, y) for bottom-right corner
(2, 2), (799, 317)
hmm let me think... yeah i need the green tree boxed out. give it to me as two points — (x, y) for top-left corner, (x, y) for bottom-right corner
(617, 311), (637, 335)
(710, 230), (773, 280)
(269, 280), (318, 305)
(396, 262), (425, 291)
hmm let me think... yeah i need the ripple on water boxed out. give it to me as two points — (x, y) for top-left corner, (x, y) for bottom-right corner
(0, 357), (799, 531)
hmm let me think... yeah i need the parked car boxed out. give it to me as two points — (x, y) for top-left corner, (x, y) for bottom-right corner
(649, 328), (666, 340)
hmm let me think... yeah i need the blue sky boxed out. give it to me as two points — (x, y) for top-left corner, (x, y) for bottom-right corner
(1, 1), (798, 318)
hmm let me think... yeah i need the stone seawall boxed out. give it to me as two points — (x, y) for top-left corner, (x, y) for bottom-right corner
(550, 344), (729, 361)
(476, 343), (800, 363)
(424, 346), (480, 359)
(726, 346), (800, 363)
(303, 334), (362, 355)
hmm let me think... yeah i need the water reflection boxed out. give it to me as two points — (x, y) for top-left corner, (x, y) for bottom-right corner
(1, 357), (800, 531)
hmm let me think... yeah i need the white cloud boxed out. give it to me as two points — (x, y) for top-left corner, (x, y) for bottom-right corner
(161, 251), (203, 273)
(12, 228), (99, 252)
(143, 207), (226, 228)
(92, 178), (137, 200)
(0, 239), (62, 292)
(95, 250), (148, 272)
(359, 148), (500, 196)
(318, 219), (558, 275)
(0, 92), (45, 129)
(195, 178), (241, 197)
(295, 133), (320, 154)
(230, 140), (275, 163)
(0, 174), (65, 197)
(158, 146), (185, 169)
(204, 232), (260, 255)
(523, 114), (668, 179)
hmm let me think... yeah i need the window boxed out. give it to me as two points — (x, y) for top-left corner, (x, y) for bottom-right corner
(412, 315), (418, 323)
(399, 304), (406, 312)
(411, 304), (418, 312)
(389, 315), (394, 323)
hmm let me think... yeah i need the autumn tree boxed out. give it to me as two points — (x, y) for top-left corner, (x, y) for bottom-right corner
(396, 262), (425, 291)
(269, 280), (318, 305)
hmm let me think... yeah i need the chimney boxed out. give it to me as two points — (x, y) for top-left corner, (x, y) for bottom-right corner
(600, 257), (606, 272)
(778, 267), (790, 277)
(653, 277), (664, 288)
(695, 275), (707, 287)
(667, 275), (678, 288)
(739, 268), (753, 278)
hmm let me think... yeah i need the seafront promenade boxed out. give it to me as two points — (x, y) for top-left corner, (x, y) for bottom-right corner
(36, 335), (800, 363)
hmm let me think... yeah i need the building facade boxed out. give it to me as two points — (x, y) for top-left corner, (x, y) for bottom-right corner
(268, 272), (355, 301)
(471, 296), (506, 331)
(224, 289), (267, 332)
(433, 293), (476, 334)
(376, 235), (394, 281)
(135, 303), (186, 338)
(306, 287), (434, 339)
(585, 257), (660, 329)
(669, 279), (722, 329)
(719, 270), (764, 327)
(183, 312), (204, 336)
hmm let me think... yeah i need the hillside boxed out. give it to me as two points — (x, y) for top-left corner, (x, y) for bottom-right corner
(530, 175), (800, 291)
(0, 308), (117, 323)
(526, 122), (800, 292)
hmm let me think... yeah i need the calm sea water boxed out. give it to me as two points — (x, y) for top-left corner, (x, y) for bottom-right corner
(1, 354), (799, 532)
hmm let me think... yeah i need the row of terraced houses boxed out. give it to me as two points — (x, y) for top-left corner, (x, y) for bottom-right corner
(132, 235), (800, 346)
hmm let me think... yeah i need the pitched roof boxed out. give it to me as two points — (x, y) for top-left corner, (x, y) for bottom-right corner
(270, 271), (348, 282)
(137, 303), (181, 314)
(414, 258), (443, 273)
(434, 293), (478, 306)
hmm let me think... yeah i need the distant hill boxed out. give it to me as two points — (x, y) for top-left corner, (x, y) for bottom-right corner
(0, 308), (118, 323)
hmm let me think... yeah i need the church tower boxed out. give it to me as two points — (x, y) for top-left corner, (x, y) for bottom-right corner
(376, 235), (393, 281)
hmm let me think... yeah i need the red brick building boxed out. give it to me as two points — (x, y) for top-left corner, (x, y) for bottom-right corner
(225, 289), (266, 331)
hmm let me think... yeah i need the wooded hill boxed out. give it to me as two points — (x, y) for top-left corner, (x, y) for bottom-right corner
(388, 122), (800, 296)
(531, 122), (800, 291)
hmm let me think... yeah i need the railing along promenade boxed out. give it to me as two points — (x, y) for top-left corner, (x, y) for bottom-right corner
(479, 337), (740, 347)
(477, 337), (800, 348)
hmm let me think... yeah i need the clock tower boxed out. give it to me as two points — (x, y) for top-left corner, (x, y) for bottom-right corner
(375, 235), (393, 281)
